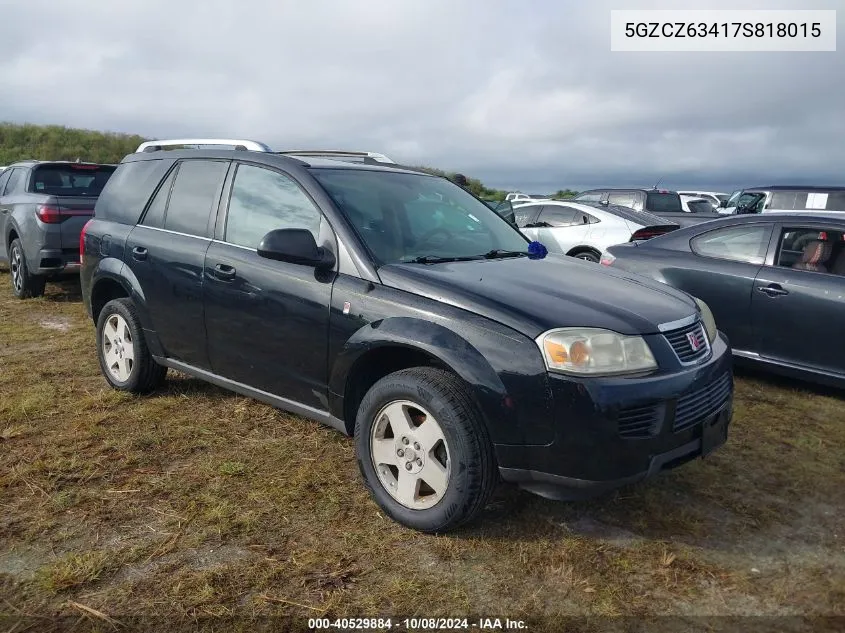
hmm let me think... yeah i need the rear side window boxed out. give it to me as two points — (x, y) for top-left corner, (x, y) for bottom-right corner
(687, 200), (714, 214)
(771, 191), (845, 211)
(30, 164), (116, 197)
(95, 159), (176, 224)
(3, 168), (25, 195)
(645, 192), (682, 212)
(0, 169), (12, 194)
(691, 224), (772, 264)
(574, 191), (602, 202)
(225, 164), (321, 248)
(164, 160), (229, 237)
(140, 166), (178, 229)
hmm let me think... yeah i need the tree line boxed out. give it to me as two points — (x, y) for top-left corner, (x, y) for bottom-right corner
(1, 123), (579, 199)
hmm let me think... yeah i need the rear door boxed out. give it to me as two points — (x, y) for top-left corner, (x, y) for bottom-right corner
(203, 162), (335, 409)
(663, 222), (774, 351)
(751, 223), (845, 375)
(124, 159), (230, 369)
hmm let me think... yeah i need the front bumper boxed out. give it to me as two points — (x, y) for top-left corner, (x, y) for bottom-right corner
(497, 332), (733, 500)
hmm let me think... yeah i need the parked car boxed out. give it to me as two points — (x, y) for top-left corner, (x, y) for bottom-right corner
(721, 186), (845, 215)
(0, 160), (116, 298)
(681, 195), (716, 214)
(81, 138), (733, 533)
(512, 200), (679, 262)
(678, 191), (729, 208)
(506, 191), (532, 203)
(603, 213), (845, 388)
(572, 188), (721, 228)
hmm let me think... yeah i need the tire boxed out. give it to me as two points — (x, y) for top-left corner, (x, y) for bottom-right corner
(9, 239), (46, 299)
(96, 298), (167, 393)
(570, 249), (600, 263)
(355, 367), (497, 533)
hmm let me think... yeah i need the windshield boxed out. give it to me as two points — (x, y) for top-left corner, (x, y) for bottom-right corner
(645, 192), (682, 212)
(29, 164), (116, 197)
(311, 169), (529, 265)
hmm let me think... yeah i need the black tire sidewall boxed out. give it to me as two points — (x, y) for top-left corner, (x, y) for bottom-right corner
(96, 298), (145, 391)
(575, 251), (599, 263)
(10, 239), (44, 299)
(355, 370), (487, 533)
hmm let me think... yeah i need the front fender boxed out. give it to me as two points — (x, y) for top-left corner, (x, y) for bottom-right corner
(331, 316), (555, 445)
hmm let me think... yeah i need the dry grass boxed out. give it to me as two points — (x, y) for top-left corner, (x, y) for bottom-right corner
(0, 269), (843, 631)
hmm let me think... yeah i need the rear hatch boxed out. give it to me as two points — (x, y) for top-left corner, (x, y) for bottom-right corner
(30, 163), (116, 259)
(645, 190), (683, 213)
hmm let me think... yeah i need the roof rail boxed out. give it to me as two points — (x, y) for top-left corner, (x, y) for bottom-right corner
(136, 139), (272, 153)
(278, 150), (396, 164)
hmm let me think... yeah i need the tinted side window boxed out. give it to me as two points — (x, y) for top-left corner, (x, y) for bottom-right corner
(514, 204), (543, 227)
(0, 169), (12, 195)
(539, 206), (577, 227)
(164, 160), (229, 237)
(645, 192), (682, 212)
(691, 224), (772, 264)
(607, 191), (636, 208)
(95, 159), (176, 224)
(140, 166), (178, 229)
(225, 164), (322, 249)
(3, 168), (25, 195)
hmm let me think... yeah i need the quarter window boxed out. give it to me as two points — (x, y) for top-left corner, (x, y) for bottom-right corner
(0, 169), (12, 194)
(575, 191), (602, 202)
(691, 224), (772, 264)
(225, 164), (322, 249)
(141, 167), (178, 229)
(607, 192), (637, 208)
(3, 168), (25, 195)
(164, 160), (229, 237)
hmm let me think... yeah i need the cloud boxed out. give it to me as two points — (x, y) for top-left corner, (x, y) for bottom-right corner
(1, 0), (843, 192)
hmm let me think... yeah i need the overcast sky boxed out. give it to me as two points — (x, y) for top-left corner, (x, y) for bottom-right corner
(1, 0), (843, 192)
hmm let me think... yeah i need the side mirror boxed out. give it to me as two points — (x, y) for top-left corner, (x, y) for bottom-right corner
(257, 228), (335, 268)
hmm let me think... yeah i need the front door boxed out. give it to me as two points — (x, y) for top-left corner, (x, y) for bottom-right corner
(751, 224), (845, 375)
(203, 162), (334, 410)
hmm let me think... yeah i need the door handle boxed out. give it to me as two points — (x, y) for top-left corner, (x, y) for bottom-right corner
(132, 246), (148, 261)
(213, 263), (236, 281)
(757, 284), (789, 297)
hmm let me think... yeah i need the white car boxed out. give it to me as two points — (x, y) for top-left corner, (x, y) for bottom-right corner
(505, 192), (532, 203)
(513, 200), (678, 263)
(680, 195), (717, 214)
(678, 190), (729, 209)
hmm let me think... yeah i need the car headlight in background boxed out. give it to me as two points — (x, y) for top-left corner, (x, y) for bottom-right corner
(692, 297), (717, 343)
(536, 328), (657, 376)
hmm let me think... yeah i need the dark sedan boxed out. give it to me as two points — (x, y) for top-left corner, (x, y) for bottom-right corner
(602, 213), (845, 387)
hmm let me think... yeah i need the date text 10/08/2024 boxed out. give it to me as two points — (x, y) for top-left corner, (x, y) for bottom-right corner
(308, 618), (529, 630)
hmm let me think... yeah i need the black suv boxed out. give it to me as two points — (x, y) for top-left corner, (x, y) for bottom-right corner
(81, 139), (734, 533)
(573, 188), (721, 227)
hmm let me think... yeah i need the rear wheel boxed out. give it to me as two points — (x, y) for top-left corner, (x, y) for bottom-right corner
(96, 298), (166, 393)
(9, 239), (46, 299)
(355, 367), (497, 533)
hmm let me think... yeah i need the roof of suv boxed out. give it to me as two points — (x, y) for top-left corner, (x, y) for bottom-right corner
(743, 185), (845, 192)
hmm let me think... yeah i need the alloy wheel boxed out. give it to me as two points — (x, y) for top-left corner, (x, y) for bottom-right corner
(370, 400), (451, 510)
(10, 246), (22, 292)
(102, 314), (135, 382)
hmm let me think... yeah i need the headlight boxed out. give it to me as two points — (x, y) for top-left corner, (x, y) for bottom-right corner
(692, 297), (717, 343)
(536, 328), (657, 376)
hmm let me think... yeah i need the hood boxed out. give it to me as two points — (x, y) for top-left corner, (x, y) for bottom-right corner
(378, 254), (698, 338)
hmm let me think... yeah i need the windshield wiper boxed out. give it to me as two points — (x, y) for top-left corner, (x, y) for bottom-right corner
(480, 249), (528, 259)
(408, 255), (481, 264)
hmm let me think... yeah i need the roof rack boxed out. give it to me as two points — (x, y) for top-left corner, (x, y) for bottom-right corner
(136, 138), (272, 153)
(278, 150), (396, 164)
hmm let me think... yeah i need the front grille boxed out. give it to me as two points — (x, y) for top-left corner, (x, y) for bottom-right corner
(618, 402), (663, 439)
(663, 320), (710, 364)
(673, 372), (732, 432)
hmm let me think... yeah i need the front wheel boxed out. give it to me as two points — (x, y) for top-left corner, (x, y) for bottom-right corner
(96, 298), (167, 393)
(355, 367), (497, 533)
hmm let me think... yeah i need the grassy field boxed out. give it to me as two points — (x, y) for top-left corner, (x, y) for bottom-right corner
(1, 269), (843, 632)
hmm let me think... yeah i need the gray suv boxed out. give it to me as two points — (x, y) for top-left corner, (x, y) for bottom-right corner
(0, 160), (115, 298)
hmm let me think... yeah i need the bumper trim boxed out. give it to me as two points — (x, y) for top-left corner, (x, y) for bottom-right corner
(500, 438), (702, 501)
